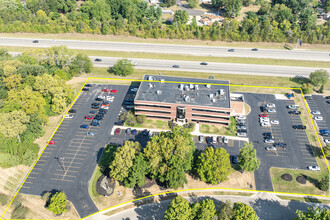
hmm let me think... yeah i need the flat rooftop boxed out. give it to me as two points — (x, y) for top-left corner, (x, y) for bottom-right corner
(135, 75), (230, 108)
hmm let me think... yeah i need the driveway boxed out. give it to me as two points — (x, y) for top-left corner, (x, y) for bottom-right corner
(176, 0), (205, 16)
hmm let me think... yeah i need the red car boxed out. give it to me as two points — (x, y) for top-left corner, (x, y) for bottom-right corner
(115, 128), (120, 135)
(260, 114), (269, 118)
(101, 103), (110, 107)
(110, 89), (118, 93)
(85, 115), (93, 120)
(48, 140), (55, 145)
(102, 89), (109, 92)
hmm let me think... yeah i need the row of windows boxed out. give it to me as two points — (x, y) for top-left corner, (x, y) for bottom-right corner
(144, 115), (171, 119)
(135, 104), (171, 109)
(191, 114), (230, 120)
(191, 119), (229, 125)
(192, 108), (230, 114)
(135, 109), (171, 114)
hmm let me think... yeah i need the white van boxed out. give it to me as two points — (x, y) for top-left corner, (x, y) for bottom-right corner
(212, 136), (217, 144)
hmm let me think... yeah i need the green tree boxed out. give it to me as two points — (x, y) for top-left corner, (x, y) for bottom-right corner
(238, 142), (260, 172)
(299, 8), (316, 31)
(17, 64), (46, 77)
(217, 200), (234, 220)
(309, 69), (329, 91)
(301, 83), (313, 94)
(212, 0), (242, 17)
(70, 53), (93, 75)
(0, 110), (30, 138)
(163, 0), (176, 7)
(164, 196), (191, 220)
(109, 141), (141, 182)
(191, 199), (216, 220)
(144, 126), (195, 189)
(323, 145), (330, 159)
(174, 10), (189, 24)
(232, 202), (258, 220)
(296, 207), (330, 220)
(188, 0), (198, 8)
(196, 147), (232, 184)
(46, 192), (68, 215)
(123, 153), (148, 188)
(98, 144), (117, 173)
(318, 177), (329, 191)
(109, 59), (134, 76)
(136, 115), (146, 124)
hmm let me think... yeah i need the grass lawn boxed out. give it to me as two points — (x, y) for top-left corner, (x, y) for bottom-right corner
(277, 195), (330, 204)
(2, 45), (329, 68)
(125, 119), (170, 130)
(88, 166), (102, 199)
(199, 122), (236, 136)
(1, 33), (329, 51)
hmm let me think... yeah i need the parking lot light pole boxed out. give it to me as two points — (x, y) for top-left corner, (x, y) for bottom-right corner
(55, 157), (66, 172)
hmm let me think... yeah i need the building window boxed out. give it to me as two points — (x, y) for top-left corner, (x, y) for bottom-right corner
(191, 114), (230, 119)
(192, 119), (229, 125)
(192, 108), (230, 114)
(135, 109), (171, 114)
(176, 106), (186, 119)
(145, 115), (171, 119)
(135, 104), (171, 109)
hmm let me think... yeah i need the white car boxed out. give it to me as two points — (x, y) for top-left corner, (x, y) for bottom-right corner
(223, 137), (228, 144)
(267, 109), (276, 113)
(314, 116), (323, 121)
(307, 165), (320, 171)
(266, 103), (276, 108)
(271, 120), (279, 125)
(266, 146), (277, 151)
(237, 132), (247, 137)
(311, 111), (321, 115)
(86, 131), (94, 136)
(264, 139), (275, 144)
(101, 106), (109, 109)
(237, 126), (247, 130)
(98, 95), (106, 99)
(131, 88), (138, 92)
(64, 114), (73, 119)
(236, 115), (246, 120)
(324, 139), (330, 144)
(261, 122), (271, 127)
(260, 118), (270, 123)
(287, 105), (299, 109)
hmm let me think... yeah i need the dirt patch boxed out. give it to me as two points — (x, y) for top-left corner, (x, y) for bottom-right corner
(296, 175), (307, 184)
(281, 174), (293, 181)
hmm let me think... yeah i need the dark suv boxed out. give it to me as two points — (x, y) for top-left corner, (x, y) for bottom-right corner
(293, 125), (306, 129)
(289, 111), (301, 115)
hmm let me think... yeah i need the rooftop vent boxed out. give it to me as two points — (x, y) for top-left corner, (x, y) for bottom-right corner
(148, 83), (154, 88)
(156, 90), (162, 95)
(220, 89), (225, 96)
(148, 76), (153, 81)
(185, 85), (190, 91)
(195, 85), (199, 90)
(161, 79), (165, 83)
(209, 93), (214, 99)
(179, 84), (184, 90)
(189, 84), (194, 89)
(206, 84), (211, 88)
(184, 95), (190, 102)
(212, 99), (216, 102)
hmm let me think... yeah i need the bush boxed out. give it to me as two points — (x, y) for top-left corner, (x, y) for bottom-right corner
(108, 59), (134, 76)
(318, 178), (329, 191)
(41, 192), (51, 202)
(11, 204), (29, 219)
(0, 193), (9, 206)
(136, 115), (146, 124)
(46, 192), (68, 215)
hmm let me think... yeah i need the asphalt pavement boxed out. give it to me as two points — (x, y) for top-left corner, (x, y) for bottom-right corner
(1, 37), (329, 61)
(20, 84), (131, 218)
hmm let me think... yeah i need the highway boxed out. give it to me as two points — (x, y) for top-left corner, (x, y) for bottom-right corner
(1, 37), (330, 61)
(90, 56), (329, 77)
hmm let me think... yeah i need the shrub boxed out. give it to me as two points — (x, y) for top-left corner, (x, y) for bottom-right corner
(11, 204), (29, 219)
(0, 193), (9, 206)
(136, 115), (146, 124)
(318, 178), (329, 191)
(46, 192), (68, 215)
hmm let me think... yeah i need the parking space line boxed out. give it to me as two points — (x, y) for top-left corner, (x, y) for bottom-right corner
(21, 186), (30, 189)
(65, 152), (87, 157)
(66, 149), (89, 153)
(50, 178), (74, 183)
(27, 176), (36, 179)
(56, 169), (79, 173)
(53, 173), (76, 178)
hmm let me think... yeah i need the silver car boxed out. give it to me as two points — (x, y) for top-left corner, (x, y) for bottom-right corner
(199, 135), (204, 143)
(264, 139), (275, 143)
(266, 146), (277, 151)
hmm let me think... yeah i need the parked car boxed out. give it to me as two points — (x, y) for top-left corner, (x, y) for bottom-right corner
(90, 110), (97, 114)
(228, 49), (235, 52)
(199, 135), (204, 143)
(85, 84), (92, 87)
(92, 105), (100, 109)
(212, 136), (217, 143)
(264, 135), (274, 140)
(307, 165), (320, 171)
(326, 100), (330, 104)
(95, 97), (103, 101)
(82, 88), (89, 91)
(266, 103), (275, 108)
(92, 119), (101, 123)
(324, 139), (330, 144)
(260, 113), (269, 118)
(223, 137), (228, 144)
(142, 129), (148, 136)
(126, 128), (131, 134)
(325, 96), (330, 99)
(64, 114), (73, 119)
(101, 103), (110, 107)
(311, 111), (321, 115)
(115, 128), (120, 135)
(114, 121), (124, 126)
(80, 125), (88, 129)
(289, 111), (301, 115)
(217, 136), (222, 143)
(101, 106), (109, 109)
(260, 118), (269, 123)
(111, 89), (118, 93)
(86, 131), (94, 136)
(236, 115), (246, 120)
(237, 126), (247, 130)
(266, 146), (277, 151)
(48, 140), (55, 145)
(95, 58), (102, 62)
(206, 136), (212, 144)
(90, 121), (100, 126)
(85, 116), (93, 120)
(98, 95), (106, 99)
(131, 129), (137, 135)
(69, 109), (77, 113)
(102, 89), (110, 92)
(172, 65), (180, 68)
(32, 40), (39, 43)
(231, 155), (238, 164)
(237, 132), (247, 137)
(271, 120), (279, 125)
(287, 105), (299, 109)
(263, 132), (272, 136)
(274, 143), (287, 148)
(91, 102), (100, 106)
(314, 116), (323, 121)
(251, 48), (258, 51)
(261, 122), (271, 127)
(293, 125), (306, 129)
(264, 139), (275, 144)
(200, 62), (208, 65)
(267, 109), (276, 113)
(148, 130), (153, 137)
(237, 122), (246, 126)
(320, 130), (330, 134)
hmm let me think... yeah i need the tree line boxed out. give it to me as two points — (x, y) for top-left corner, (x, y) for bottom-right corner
(0, 47), (92, 167)
(0, 0), (328, 44)
(99, 126), (260, 190)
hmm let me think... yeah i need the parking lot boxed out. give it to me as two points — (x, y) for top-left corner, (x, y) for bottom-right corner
(242, 93), (318, 191)
(305, 95), (330, 145)
(20, 84), (134, 218)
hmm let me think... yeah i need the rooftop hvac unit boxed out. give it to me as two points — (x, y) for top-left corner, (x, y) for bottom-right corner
(209, 93), (214, 99)
(195, 85), (199, 90)
(184, 95), (190, 102)
(220, 89), (225, 96)
(156, 90), (162, 95)
(161, 79), (165, 83)
(206, 84), (211, 88)
(185, 85), (190, 91)
(179, 84), (184, 90)
(148, 83), (154, 88)
(189, 84), (194, 89)
(148, 76), (153, 81)
(212, 99), (216, 102)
